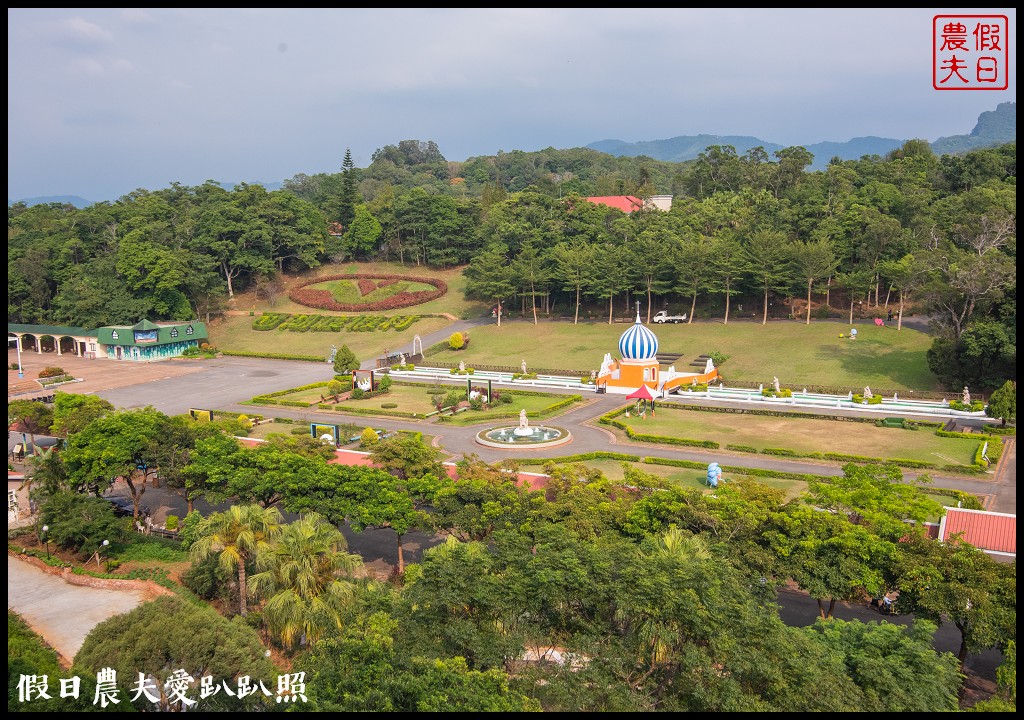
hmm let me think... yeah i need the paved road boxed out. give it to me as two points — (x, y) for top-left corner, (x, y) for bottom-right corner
(8, 555), (151, 663)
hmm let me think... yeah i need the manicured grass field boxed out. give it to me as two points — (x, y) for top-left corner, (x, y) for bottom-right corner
(209, 313), (452, 360)
(435, 393), (584, 426)
(618, 406), (979, 466)
(428, 318), (940, 391)
(255, 382), (580, 423)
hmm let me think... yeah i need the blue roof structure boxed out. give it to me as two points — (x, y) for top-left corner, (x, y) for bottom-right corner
(618, 312), (659, 360)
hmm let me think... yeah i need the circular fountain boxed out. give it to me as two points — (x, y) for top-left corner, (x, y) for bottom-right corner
(476, 425), (572, 449)
(476, 408), (572, 449)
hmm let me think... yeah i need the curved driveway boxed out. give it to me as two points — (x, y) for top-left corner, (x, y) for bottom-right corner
(8, 556), (151, 663)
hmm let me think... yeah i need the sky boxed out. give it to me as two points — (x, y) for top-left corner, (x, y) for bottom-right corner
(7, 8), (1017, 203)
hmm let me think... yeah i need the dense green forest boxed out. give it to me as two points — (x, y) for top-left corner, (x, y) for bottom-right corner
(8, 401), (1018, 711)
(8, 140), (1016, 389)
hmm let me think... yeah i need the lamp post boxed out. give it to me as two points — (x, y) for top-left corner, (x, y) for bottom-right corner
(41, 524), (50, 560)
(96, 539), (109, 568)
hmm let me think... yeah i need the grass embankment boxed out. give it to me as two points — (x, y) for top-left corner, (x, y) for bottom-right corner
(428, 319), (940, 391)
(209, 314), (452, 360)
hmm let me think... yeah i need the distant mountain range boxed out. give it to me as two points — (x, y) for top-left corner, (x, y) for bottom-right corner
(587, 102), (1015, 170)
(10, 104), (1014, 208)
(8, 181), (283, 210)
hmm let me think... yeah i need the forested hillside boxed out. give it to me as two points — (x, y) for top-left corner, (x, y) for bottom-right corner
(8, 139), (1016, 390)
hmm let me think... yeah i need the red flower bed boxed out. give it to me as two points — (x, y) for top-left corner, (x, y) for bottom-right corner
(357, 278), (377, 296)
(378, 279), (398, 288)
(289, 274), (447, 312)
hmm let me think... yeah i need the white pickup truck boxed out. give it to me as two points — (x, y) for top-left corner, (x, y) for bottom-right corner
(652, 310), (687, 324)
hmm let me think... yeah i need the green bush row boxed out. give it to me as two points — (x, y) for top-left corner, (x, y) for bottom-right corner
(10, 545), (71, 568)
(515, 451), (643, 466)
(251, 397), (314, 408)
(316, 403), (420, 419)
(221, 350), (325, 362)
(640, 456), (831, 482)
(935, 429), (1001, 442)
(926, 487), (985, 509)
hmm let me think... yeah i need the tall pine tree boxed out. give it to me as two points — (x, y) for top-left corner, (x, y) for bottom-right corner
(338, 147), (360, 229)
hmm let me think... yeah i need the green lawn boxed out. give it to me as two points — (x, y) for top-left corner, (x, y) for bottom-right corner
(209, 313), (452, 360)
(618, 407), (979, 466)
(428, 319), (940, 391)
(253, 382), (581, 423)
(436, 393), (583, 426)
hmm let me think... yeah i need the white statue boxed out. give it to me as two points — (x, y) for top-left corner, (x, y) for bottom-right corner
(599, 353), (612, 376)
(399, 352), (406, 366)
(521, 359), (528, 375)
(519, 409), (529, 428)
(459, 360), (466, 372)
(773, 376), (780, 393)
(893, 392), (898, 401)
(863, 386), (872, 398)
(963, 386), (971, 405)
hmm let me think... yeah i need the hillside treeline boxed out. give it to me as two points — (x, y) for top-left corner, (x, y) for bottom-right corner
(8, 140), (1015, 389)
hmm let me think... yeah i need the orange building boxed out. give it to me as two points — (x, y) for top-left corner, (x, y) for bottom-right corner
(596, 311), (718, 396)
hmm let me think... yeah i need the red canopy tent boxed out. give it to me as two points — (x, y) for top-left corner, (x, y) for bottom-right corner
(626, 384), (655, 415)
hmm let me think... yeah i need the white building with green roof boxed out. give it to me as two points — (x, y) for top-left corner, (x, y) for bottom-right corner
(9, 319), (207, 361)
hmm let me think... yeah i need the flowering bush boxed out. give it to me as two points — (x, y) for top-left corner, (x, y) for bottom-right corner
(38, 367), (67, 378)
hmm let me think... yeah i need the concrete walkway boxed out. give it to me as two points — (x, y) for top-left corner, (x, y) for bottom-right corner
(8, 555), (152, 664)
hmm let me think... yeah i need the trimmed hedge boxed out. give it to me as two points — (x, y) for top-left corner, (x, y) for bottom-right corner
(316, 403), (420, 419)
(515, 451), (643, 466)
(221, 350), (326, 362)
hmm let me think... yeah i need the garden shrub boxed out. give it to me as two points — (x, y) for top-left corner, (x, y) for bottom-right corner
(38, 367), (67, 378)
(164, 515), (179, 531)
(351, 387), (366, 400)
(360, 427), (379, 448)
(449, 331), (465, 350)
(381, 403), (398, 409)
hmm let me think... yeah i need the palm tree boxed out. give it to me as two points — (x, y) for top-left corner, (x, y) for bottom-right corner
(190, 504), (282, 616)
(248, 513), (361, 648)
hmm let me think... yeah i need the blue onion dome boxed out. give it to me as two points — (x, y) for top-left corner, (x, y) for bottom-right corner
(618, 312), (659, 360)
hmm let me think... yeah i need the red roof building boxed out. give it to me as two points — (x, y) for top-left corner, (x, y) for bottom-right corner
(585, 196), (644, 213)
(938, 507), (1016, 559)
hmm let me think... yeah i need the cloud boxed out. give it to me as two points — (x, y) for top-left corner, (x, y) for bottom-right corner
(61, 16), (114, 47)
